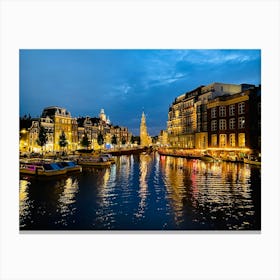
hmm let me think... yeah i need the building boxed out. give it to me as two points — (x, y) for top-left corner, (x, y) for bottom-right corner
(158, 130), (168, 146)
(167, 86), (202, 148)
(167, 82), (261, 156)
(140, 112), (152, 147)
(207, 86), (261, 157)
(41, 106), (72, 151)
(20, 107), (132, 153)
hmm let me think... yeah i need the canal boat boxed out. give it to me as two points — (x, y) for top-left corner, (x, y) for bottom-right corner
(56, 161), (82, 172)
(101, 153), (116, 163)
(200, 154), (217, 162)
(158, 148), (202, 159)
(77, 156), (111, 167)
(243, 156), (261, 166)
(20, 161), (82, 176)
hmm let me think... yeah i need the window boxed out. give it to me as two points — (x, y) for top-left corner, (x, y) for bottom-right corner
(211, 108), (217, 118)
(229, 118), (235, 130)
(211, 134), (217, 147)
(238, 117), (245, 129)
(238, 102), (245, 114)
(202, 123), (207, 131)
(211, 120), (217, 131)
(238, 133), (245, 147)
(219, 119), (227, 130)
(219, 106), (226, 117)
(203, 113), (207, 122)
(229, 105), (235, 116)
(229, 134), (236, 147)
(219, 134), (227, 147)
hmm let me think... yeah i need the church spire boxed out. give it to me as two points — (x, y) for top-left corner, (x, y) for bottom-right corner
(140, 111), (151, 147)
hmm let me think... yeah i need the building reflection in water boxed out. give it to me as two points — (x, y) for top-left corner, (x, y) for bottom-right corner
(159, 155), (257, 230)
(160, 156), (186, 225)
(136, 154), (152, 218)
(19, 180), (32, 227)
(57, 177), (79, 226)
(19, 153), (260, 230)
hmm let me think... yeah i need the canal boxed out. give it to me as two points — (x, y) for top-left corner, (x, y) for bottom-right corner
(19, 152), (261, 230)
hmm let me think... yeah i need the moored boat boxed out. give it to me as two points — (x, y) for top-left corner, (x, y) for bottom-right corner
(20, 161), (82, 176)
(243, 156), (261, 166)
(100, 153), (116, 163)
(56, 161), (82, 172)
(77, 156), (111, 167)
(200, 154), (217, 162)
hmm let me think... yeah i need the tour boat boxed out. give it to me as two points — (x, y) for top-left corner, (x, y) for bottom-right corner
(77, 156), (111, 167)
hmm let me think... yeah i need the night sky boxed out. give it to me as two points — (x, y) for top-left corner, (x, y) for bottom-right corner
(20, 49), (261, 136)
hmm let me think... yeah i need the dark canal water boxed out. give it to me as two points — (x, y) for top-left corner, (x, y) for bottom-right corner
(19, 153), (261, 231)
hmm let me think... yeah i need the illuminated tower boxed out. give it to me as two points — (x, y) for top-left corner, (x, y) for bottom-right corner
(99, 109), (106, 122)
(140, 112), (151, 147)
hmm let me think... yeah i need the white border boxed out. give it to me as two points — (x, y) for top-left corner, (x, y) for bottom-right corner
(1, 0), (280, 280)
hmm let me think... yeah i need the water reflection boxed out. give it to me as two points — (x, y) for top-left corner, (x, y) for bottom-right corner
(159, 155), (260, 230)
(136, 154), (152, 218)
(19, 153), (261, 230)
(57, 177), (79, 226)
(19, 180), (32, 227)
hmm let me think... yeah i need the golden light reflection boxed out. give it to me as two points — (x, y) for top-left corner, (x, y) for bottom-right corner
(162, 156), (185, 224)
(159, 155), (255, 227)
(136, 154), (151, 217)
(98, 168), (112, 207)
(19, 180), (30, 218)
(58, 178), (79, 223)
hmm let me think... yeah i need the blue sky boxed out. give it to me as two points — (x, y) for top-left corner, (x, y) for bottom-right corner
(20, 49), (261, 136)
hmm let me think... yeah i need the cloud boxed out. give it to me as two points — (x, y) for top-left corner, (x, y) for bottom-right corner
(20, 49), (261, 136)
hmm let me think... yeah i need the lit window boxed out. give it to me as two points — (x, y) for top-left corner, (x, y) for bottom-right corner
(219, 134), (227, 147)
(202, 123), (207, 131)
(229, 133), (236, 147)
(238, 133), (245, 147)
(211, 134), (217, 146)
(211, 120), (217, 131)
(238, 117), (245, 129)
(229, 118), (235, 129)
(211, 108), (217, 118)
(219, 106), (226, 117)
(238, 102), (245, 114)
(219, 119), (227, 130)
(229, 105), (235, 116)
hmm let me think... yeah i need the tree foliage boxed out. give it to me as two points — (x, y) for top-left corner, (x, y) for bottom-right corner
(59, 131), (68, 148)
(111, 134), (117, 145)
(97, 132), (104, 146)
(121, 137), (126, 145)
(80, 133), (91, 149)
(37, 125), (48, 148)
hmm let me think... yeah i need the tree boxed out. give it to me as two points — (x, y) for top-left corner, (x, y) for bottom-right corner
(97, 132), (104, 146)
(59, 131), (68, 151)
(80, 133), (91, 149)
(133, 136), (140, 145)
(36, 125), (48, 152)
(111, 134), (117, 145)
(121, 137), (126, 145)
